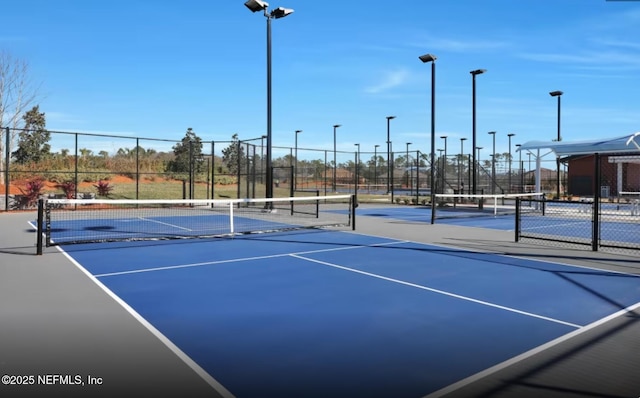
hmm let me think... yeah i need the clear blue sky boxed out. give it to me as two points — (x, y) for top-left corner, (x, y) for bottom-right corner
(3, 0), (640, 159)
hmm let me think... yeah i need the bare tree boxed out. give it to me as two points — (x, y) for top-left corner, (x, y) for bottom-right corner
(0, 51), (42, 184)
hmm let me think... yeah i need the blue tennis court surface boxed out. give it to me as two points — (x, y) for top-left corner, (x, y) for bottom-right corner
(60, 228), (640, 397)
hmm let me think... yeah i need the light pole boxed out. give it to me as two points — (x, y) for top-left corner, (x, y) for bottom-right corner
(333, 124), (341, 192)
(294, 129), (302, 190)
(406, 142), (412, 194)
(515, 143), (522, 193)
(550, 90), (563, 198)
(476, 146), (483, 193)
(507, 133), (515, 194)
(245, 0), (294, 204)
(440, 135), (447, 194)
(354, 143), (360, 195)
(460, 137), (467, 194)
(488, 131), (496, 194)
(471, 68), (486, 195)
(419, 53), (437, 203)
(437, 149), (444, 194)
(386, 116), (396, 194)
(260, 134), (267, 183)
(374, 144), (380, 187)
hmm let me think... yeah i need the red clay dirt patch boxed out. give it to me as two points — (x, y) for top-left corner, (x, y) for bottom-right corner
(1, 175), (204, 196)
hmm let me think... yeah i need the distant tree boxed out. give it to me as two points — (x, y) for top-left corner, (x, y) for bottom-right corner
(166, 127), (204, 174)
(0, 51), (42, 184)
(12, 105), (50, 164)
(221, 133), (245, 175)
(79, 148), (93, 158)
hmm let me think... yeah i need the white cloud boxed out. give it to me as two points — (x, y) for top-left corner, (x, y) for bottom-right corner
(364, 68), (410, 94)
(408, 37), (510, 53)
(517, 50), (640, 70)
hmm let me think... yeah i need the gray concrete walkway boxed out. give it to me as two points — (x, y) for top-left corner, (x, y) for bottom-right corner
(0, 211), (225, 397)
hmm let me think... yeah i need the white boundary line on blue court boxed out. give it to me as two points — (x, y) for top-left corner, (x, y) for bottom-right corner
(289, 254), (582, 329)
(423, 300), (640, 398)
(55, 246), (236, 398)
(93, 239), (408, 278)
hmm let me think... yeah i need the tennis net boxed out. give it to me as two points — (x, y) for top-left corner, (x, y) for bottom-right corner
(36, 194), (355, 251)
(431, 192), (543, 222)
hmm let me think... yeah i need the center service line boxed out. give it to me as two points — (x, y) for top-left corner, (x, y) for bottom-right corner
(290, 254), (582, 329)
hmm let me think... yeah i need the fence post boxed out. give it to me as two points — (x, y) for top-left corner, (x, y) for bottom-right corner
(36, 198), (44, 255)
(135, 138), (140, 200)
(4, 127), (9, 211)
(514, 197), (520, 242)
(74, 133), (79, 199)
(210, 141), (215, 201)
(592, 153), (600, 251)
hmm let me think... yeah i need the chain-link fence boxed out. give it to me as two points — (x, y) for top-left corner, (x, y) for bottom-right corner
(517, 154), (640, 254)
(0, 126), (617, 215)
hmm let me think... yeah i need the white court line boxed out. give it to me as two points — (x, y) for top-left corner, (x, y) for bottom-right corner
(54, 246), (236, 398)
(521, 220), (588, 231)
(140, 217), (194, 231)
(423, 300), (640, 398)
(94, 239), (409, 278)
(290, 254), (582, 329)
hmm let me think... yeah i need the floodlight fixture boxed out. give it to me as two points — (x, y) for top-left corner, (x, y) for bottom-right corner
(470, 69), (487, 76)
(244, 0), (269, 12)
(418, 53), (437, 63)
(549, 90), (563, 97)
(271, 7), (294, 18)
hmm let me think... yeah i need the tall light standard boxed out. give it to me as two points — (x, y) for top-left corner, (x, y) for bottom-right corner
(515, 143), (522, 193)
(550, 90), (563, 198)
(374, 144), (380, 187)
(471, 68), (486, 195)
(245, 0), (294, 203)
(437, 149), (445, 194)
(260, 134), (267, 183)
(406, 142), (412, 194)
(459, 137), (467, 194)
(476, 146), (483, 193)
(294, 129), (302, 190)
(488, 131), (496, 194)
(419, 53), (437, 203)
(386, 116), (396, 194)
(507, 133), (515, 193)
(333, 124), (341, 192)
(354, 143), (360, 195)
(440, 135), (447, 193)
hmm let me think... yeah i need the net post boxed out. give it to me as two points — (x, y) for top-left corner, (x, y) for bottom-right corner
(229, 200), (235, 235)
(36, 198), (44, 255)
